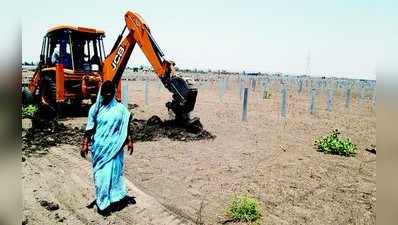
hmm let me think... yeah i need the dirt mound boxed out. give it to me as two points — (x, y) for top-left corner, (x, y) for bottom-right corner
(22, 115), (215, 157)
(39, 200), (60, 211)
(130, 115), (216, 142)
(22, 119), (84, 157)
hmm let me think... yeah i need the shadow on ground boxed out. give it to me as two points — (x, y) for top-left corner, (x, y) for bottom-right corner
(86, 196), (137, 216)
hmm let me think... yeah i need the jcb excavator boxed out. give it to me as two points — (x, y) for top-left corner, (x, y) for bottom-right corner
(24, 11), (199, 127)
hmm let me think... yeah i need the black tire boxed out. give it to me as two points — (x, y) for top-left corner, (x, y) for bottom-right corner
(91, 96), (97, 105)
(38, 75), (58, 119)
(41, 76), (56, 104)
(22, 86), (34, 106)
(71, 98), (82, 107)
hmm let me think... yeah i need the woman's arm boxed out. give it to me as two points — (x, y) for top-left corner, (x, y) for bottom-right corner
(81, 129), (93, 158)
(127, 134), (134, 155)
(126, 114), (134, 155)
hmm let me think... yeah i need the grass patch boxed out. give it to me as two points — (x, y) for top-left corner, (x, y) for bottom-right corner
(226, 195), (262, 223)
(22, 105), (38, 119)
(314, 129), (357, 156)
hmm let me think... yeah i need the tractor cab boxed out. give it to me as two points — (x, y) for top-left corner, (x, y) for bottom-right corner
(26, 25), (107, 117)
(40, 25), (106, 72)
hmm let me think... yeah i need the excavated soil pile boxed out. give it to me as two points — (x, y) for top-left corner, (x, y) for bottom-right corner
(22, 115), (215, 156)
(22, 120), (84, 157)
(128, 103), (139, 110)
(130, 115), (216, 142)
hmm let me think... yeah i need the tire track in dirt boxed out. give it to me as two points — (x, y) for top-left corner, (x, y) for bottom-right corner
(24, 155), (93, 225)
(53, 144), (196, 224)
(23, 144), (195, 225)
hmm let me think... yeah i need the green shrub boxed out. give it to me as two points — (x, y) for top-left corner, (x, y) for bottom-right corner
(227, 195), (262, 223)
(314, 129), (357, 156)
(263, 90), (272, 99)
(22, 105), (38, 119)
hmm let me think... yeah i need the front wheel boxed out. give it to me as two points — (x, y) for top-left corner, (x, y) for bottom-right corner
(91, 96), (97, 105)
(22, 86), (34, 106)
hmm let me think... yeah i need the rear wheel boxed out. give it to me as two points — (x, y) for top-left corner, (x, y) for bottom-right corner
(38, 75), (58, 119)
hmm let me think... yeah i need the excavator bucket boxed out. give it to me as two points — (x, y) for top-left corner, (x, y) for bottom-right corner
(164, 76), (202, 130)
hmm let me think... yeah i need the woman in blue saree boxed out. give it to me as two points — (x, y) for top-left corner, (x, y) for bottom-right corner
(80, 80), (134, 214)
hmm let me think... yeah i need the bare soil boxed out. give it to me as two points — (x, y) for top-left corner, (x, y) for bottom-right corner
(22, 77), (376, 225)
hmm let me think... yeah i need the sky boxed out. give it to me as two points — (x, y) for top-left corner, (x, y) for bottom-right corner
(21, 0), (397, 80)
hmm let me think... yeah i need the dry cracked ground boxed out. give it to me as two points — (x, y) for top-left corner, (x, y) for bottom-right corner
(22, 78), (376, 225)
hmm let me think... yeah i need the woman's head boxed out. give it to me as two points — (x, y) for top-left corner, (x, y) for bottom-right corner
(100, 80), (115, 105)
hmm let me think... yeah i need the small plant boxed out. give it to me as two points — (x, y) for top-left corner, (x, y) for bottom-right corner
(226, 195), (262, 223)
(263, 90), (272, 99)
(22, 105), (38, 119)
(314, 129), (357, 156)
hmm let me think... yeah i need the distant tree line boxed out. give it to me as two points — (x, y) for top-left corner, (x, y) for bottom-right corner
(126, 65), (242, 75)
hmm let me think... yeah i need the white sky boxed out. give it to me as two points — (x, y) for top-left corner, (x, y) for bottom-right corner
(21, 0), (398, 80)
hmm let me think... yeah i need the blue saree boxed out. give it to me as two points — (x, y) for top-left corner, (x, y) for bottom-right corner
(86, 94), (131, 210)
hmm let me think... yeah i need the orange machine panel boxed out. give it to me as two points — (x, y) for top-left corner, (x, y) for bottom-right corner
(55, 64), (65, 102)
(116, 80), (122, 101)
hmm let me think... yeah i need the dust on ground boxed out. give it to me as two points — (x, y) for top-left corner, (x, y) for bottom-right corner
(22, 144), (196, 225)
(22, 120), (84, 157)
(22, 75), (376, 225)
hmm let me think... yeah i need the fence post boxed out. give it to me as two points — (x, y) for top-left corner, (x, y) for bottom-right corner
(309, 88), (316, 114)
(298, 79), (304, 94)
(327, 88), (333, 112)
(359, 83), (365, 105)
(122, 82), (128, 107)
(345, 87), (352, 108)
(241, 88), (248, 121)
(225, 77), (229, 90)
(281, 85), (288, 118)
(251, 78), (257, 92)
(262, 81), (269, 99)
(239, 79), (244, 99)
(144, 80), (149, 105)
(219, 79), (226, 101)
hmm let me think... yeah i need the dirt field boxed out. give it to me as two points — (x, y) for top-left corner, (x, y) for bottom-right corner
(22, 76), (376, 225)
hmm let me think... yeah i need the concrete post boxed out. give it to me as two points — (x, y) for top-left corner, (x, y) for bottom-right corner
(281, 85), (288, 118)
(309, 88), (316, 114)
(144, 80), (149, 105)
(242, 88), (248, 121)
(122, 82), (128, 107)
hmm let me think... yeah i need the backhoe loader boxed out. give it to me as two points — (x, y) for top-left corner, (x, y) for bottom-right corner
(23, 11), (200, 127)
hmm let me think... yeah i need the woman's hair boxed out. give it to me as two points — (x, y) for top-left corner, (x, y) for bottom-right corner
(100, 80), (115, 97)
